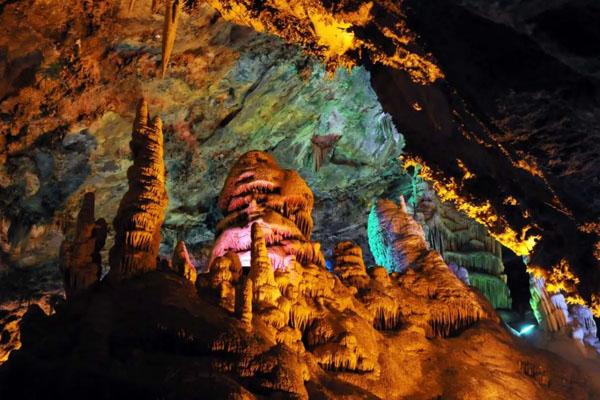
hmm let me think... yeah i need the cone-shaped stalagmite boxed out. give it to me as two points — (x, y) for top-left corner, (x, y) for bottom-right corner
(59, 192), (107, 300)
(161, 0), (183, 77)
(172, 240), (197, 283)
(108, 99), (168, 281)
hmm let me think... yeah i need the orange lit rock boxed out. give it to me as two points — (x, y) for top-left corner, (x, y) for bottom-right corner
(333, 241), (369, 290)
(162, 0), (183, 77)
(59, 192), (107, 300)
(172, 240), (197, 283)
(108, 99), (168, 281)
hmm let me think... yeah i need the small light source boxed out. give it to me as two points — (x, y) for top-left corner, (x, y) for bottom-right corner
(519, 324), (536, 336)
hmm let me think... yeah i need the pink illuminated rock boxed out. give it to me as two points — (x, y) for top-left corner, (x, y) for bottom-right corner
(209, 151), (324, 272)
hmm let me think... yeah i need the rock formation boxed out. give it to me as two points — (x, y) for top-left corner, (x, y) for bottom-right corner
(310, 134), (341, 171)
(59, 192), (107, 300)
(529, 276), (569, 332)
(1, 150), (598, 399)
(332, 241), (369, 289)
(209, 151), (324, 271)
(367, 196), (428, 273)
(108, 99), (168, 281)
(171, 240), (197, 283)
(415, 186), (512, 309)
(161, 0), (183, 77)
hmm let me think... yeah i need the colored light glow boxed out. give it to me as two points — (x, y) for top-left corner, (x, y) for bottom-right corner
(519, 324), (536, 336)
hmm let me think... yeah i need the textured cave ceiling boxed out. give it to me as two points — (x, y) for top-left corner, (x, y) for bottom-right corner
(0, 0), (599, 305)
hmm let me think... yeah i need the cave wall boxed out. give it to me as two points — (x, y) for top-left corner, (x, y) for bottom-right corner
(0, 1), (409, 277)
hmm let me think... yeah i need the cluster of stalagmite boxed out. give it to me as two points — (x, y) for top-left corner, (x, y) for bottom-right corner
(415, 186), (511, 309)
(209, 151), (324, 272)
(198, 151), (494, 383)
(108, 99), (168, 281)
(59, 192), (107, 299)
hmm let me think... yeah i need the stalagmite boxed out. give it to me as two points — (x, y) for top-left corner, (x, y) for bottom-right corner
(333, 241), (369, 289)
(529, 277), (568, 332)
(415, 186), (511, 309)
(209, 151), (324, 272)
(249, 223), (280, 306)
(171, 240), (197, 283)
(161, 0), (183, 77)
(108, 99), (168, 281)
(59, 192), (107, 300)
(368, 197), (428, 272)
(236, 277), (253, 326)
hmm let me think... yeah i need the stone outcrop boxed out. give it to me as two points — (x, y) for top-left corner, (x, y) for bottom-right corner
(108, 99), (168, 281)
(59, 192), (107, 300)
(209, 151), (324, 272)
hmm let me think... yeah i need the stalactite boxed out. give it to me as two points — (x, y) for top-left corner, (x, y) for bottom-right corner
(310, 134), (341, 172)
(59, 192), (107, 300)
(161, 0), (183, 78)
(171, 240), (197, 283)
(128, 0), (136, 12)
(108, 99), (168, 281)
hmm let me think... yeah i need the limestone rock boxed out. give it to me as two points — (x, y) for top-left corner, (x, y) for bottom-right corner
(161, 0), (183, 77)
(172, 240), (197, 283)
(108, 100), (168, 281)
(59, 192), (107, 300)
(368, 197), (427, 273)
(209, 151), (324, 272)
(333, 241), (369, 289)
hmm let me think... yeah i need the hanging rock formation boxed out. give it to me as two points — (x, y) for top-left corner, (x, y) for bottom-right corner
(209, 151), (324, 272)
(415, 186), (511, 309)
(108, 99), (168, 281)
(59, 192), (107, 300)
(161, 0), (183, 77)
(171, 240), (197, 283)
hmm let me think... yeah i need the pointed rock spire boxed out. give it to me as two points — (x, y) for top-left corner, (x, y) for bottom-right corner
(161, 0), (183, 77)
(172, 240), (197, 283)
(59, 192), (107, 300)
(108, 99), (168, 281)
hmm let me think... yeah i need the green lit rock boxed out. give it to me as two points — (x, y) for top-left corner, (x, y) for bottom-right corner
(469, 272), (512, 310)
